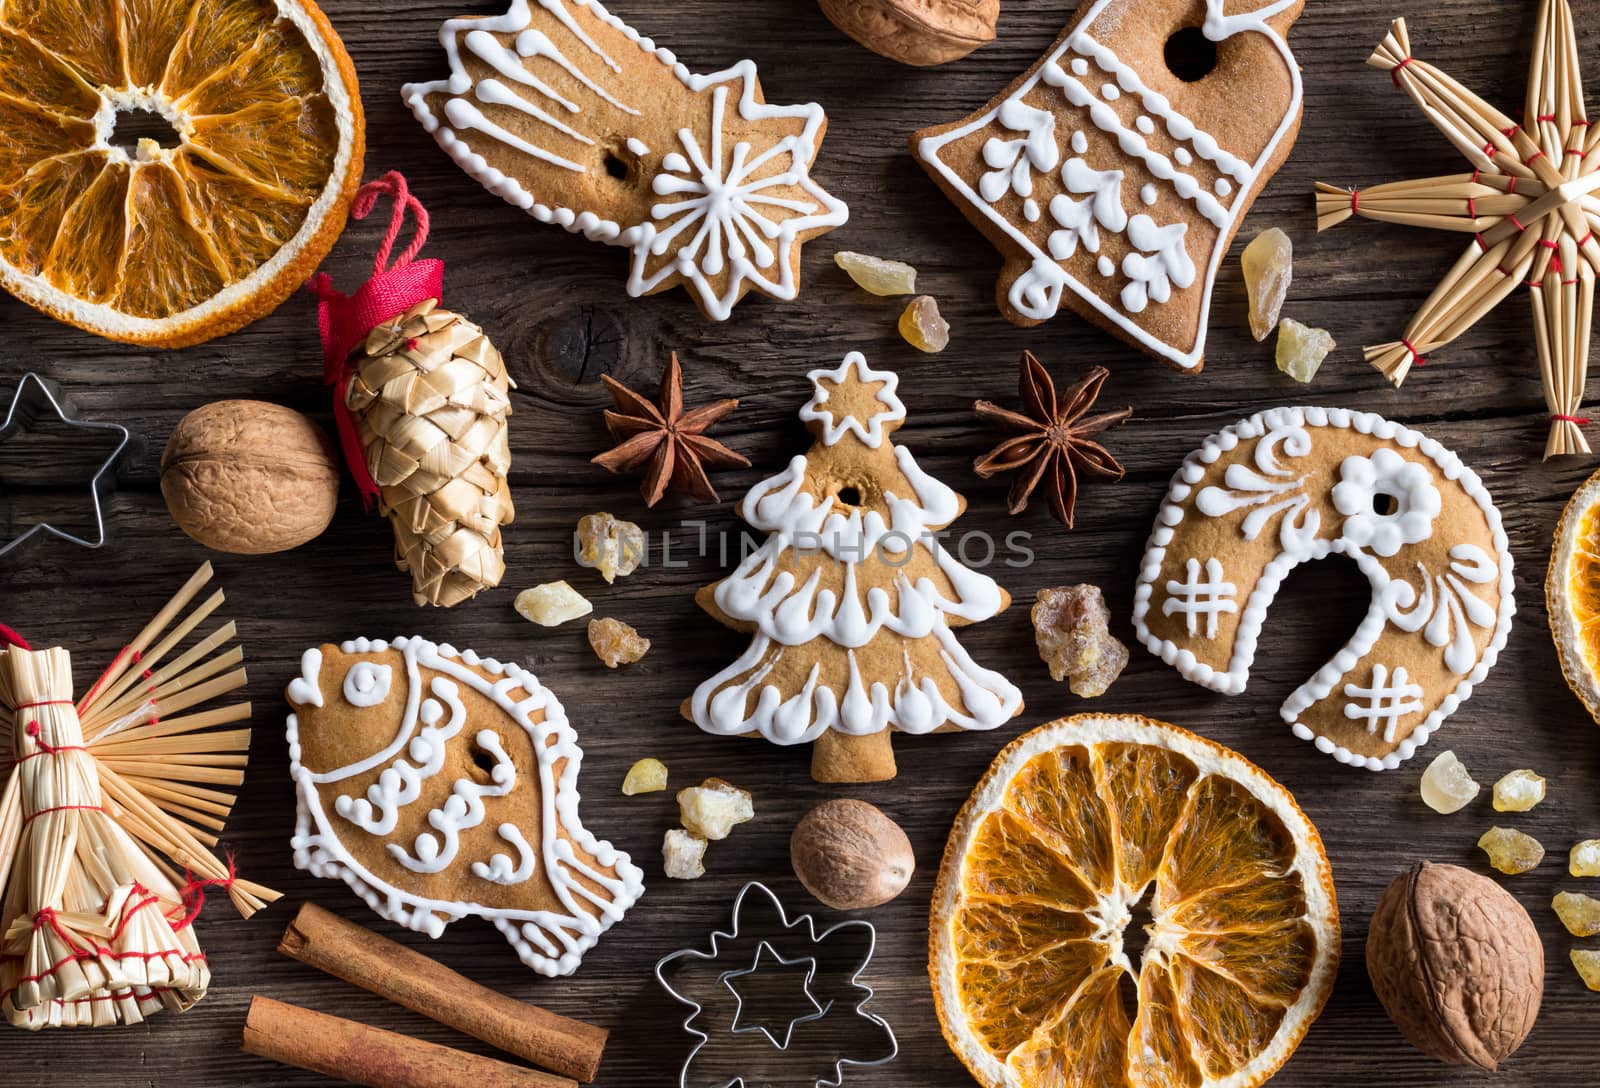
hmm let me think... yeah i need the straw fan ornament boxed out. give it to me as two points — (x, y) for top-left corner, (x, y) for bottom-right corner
(0, 564), (276, 1029)
(1316, 0), (1600, 458)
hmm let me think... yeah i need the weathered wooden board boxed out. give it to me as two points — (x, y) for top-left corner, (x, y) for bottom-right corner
(4, 0), (1599, 1085)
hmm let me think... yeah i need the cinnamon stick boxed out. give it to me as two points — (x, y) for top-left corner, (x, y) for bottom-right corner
(243, 996), (576, 1088)
(279, 903), (607, 1082)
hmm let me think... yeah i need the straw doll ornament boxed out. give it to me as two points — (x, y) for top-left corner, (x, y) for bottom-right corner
(1317, 0), (1600, 457)
(310, 173), (515, 607)
(0, 565), (277, 1029)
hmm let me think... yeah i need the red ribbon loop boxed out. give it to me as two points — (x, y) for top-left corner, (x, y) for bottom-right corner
(308, 171), (445, 508)
(0, 623), (31, 651)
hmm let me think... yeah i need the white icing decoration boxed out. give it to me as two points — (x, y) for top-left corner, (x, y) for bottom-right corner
(1023, 198), (1040, 222)
(980, 99), (1059, 203)
(402, 0), (847, 322)
(914, 0), (1304, 368)
(1140, 183), (1157, 206)
(287, 636), (645, 977)
(1045, 158), (1127, 258)
(1343, 663), (1423, 744)
(1331, 449), (1441, 558)
(798, 352), (905, 448)
(1131, 407), (1515, 772)
(1136, 115), (1155, 135)
(1162, 557), (1237, 638)
(1215, 177), (1233, 197)
(1071, 130), (1088, 154)
(289, 647), (324, 708)
(1121, 214), (1194, 313)
(1101, 83), (1120, 100)
(1096, 254), (1115, 277)
(343, 662), (392, 708)
(390, 728), (517, 874)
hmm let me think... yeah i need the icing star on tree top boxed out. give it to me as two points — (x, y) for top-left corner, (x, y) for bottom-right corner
(1316, 0), (1600, 457)
(799, 352), (907, 448)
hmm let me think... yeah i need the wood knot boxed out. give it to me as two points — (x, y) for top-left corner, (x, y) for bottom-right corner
(527, 305), (625, 388)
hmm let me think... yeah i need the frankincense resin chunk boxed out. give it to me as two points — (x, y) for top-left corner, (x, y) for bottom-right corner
(1242, 227), (1292, 341)
(622, 758), (668, 795)
(1478, 826), (1545, 875)
(1572, 949), (1600, 991)
(1031, 585), (1128, 697)
(1573, 839), (1600, 876)
(1554, 891), (1600, 936)
(1493, 769), (1546, 812)
(835, 251), (918, 296)
(1275, 318), (1334, 383)
(1419, 750), (1479, 814)
(663, 829), (707, 880)
(899, 295), (950, 353)
(576, 513), (644, 583)
(677, 778), (753, 841)
(514, 581), (592, 626)
(588, 618), (650, 668)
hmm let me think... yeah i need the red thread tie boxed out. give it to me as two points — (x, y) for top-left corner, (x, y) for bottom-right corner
(0, 623), (31, 651)
(1350, 189), (1361, 213)
(168, 857), (239, 931)
(1390, 56), (1415, 87)
(1402, 339), (1428, 367)
(1554, 413), (1592, 424)
(1539, 113), (1558, 122)
(307, 171), (445, 509)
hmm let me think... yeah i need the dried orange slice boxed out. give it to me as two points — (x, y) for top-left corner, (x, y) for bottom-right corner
(1548, 465), (1600, 723)
(0, 0), (363, 346)
(931, 714), (1339, 1088)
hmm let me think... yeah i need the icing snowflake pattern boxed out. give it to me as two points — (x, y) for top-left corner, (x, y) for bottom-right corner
(798, 353), (907, 448)
(628, 76), (849, 317)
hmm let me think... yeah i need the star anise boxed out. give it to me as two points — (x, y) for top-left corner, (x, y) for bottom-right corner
(973, 352), (1130, 529)
(592, 353), (751, 506)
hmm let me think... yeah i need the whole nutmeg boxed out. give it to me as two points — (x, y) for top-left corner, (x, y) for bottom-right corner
(161, 400), (340, 555)
(790, 799), (914, 910)
(817, 0), (998, 67)
(1366, 861), (1543, 1070)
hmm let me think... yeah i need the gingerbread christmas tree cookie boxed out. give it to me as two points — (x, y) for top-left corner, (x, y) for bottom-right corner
(287, 637), (643, 976)
(911, 0), (1305, 369)
(685, 353), (1024, 782)
(403, 0), (847, 320)
(1132, 408), (1514, 770)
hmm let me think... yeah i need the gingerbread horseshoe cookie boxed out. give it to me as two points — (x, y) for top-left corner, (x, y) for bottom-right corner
(912, 0), (1304, 369)
(1133, 408), (1514, 770)
(403, 0), (847, 320)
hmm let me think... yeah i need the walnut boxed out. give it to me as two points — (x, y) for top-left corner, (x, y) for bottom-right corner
(160, 400), (340, 554)
(1366, 861), (1543, 1070)
(816, 0), (998, 67)
(790, 799), (914, 910)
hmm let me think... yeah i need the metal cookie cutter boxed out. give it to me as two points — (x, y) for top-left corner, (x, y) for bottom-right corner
(655, 882), (897, 1088)
(0, 373), (130, 557)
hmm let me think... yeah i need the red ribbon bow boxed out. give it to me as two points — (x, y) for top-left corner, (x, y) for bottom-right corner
(307, 172), (444, 509)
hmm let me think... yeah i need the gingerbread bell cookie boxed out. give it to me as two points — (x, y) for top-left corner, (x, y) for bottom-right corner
(287, 637), (643, 976)
(912, 0), (1305, 369)
(1133, 408), (1514, 770)
(686, 353), (1023, 783)
(403, 0), (848, 320)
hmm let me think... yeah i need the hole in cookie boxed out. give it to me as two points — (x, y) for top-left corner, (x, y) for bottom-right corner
(603, 150), (631, 181)
(1163, 26), (1218, 83)
(836, 485), (863, 507)
(468, 740), (498, 782)
(1372, 491), (1400, 516)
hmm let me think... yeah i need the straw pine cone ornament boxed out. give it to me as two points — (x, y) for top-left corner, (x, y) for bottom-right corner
(313, 174), (514, 608)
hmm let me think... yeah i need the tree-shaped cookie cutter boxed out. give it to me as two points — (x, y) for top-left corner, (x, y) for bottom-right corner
(0, 372), (130, 557)
(655, 881), (897, 1088)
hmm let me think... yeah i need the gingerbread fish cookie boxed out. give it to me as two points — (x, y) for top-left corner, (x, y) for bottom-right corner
(403, 0), (847, 320)
(1132, 408), (1514, 770)
(686, 353), (1024, 784)
(287, 636), (643, 976)
(912, 0), (1304, 369)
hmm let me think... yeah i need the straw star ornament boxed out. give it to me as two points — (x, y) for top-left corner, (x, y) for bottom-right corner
(1316, 0), (1600, 457)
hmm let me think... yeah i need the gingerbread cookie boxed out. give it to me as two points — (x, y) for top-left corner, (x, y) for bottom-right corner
(685, 353), (1024, 783)
(911, 0), (1304, 369)
(287, 637), (643, 976)
(1132, 408), (1514, 770)
(402, 0), (848, 320)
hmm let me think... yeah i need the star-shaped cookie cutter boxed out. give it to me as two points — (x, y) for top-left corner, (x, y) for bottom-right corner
(655, 881), (897, 1088)
(0, 372), (130, 557)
